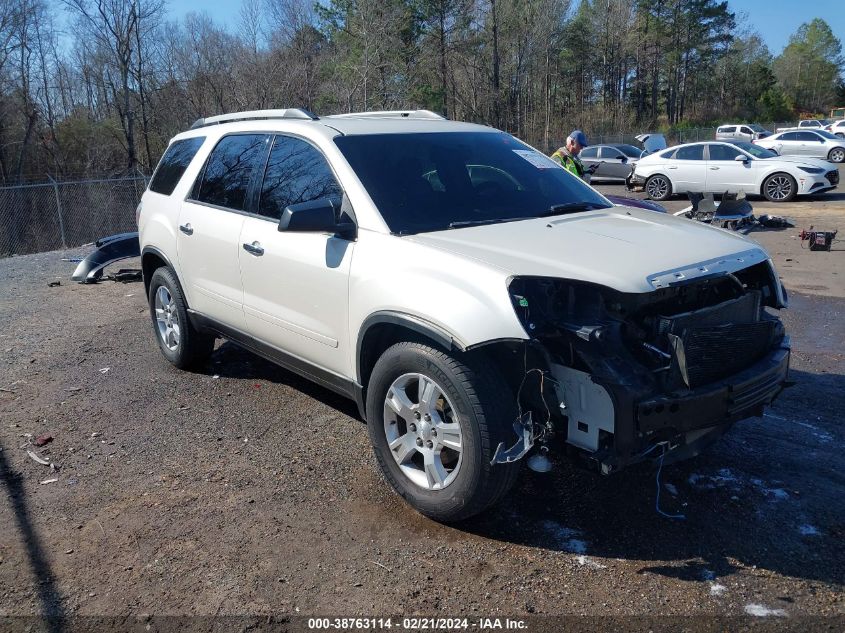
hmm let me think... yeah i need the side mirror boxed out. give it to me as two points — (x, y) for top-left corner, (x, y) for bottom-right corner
(619, 156), (628, 163)
(734, 155), (750, 162)
(279, 198), (356, 239)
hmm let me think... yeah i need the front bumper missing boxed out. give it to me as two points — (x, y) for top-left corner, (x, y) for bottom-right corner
(580, 337), (790, 473)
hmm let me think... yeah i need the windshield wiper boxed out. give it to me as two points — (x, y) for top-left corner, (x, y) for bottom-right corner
(545, 201), (610, 216)
(448, 217), (526, 229)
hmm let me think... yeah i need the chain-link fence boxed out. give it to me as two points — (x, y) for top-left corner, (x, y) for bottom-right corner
(0, 175), (147, 258)
(588, 122), (795, 148)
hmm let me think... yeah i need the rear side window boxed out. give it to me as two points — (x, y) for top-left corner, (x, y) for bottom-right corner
(149, 137), (205, 196)
(257, 136), (342, 220)
(718, 126), (736, 133)
(779, 132), (798, 141)
(579, 147), (598, 158)
(195, 134), (267, 211)
(675, 145), (704, 160)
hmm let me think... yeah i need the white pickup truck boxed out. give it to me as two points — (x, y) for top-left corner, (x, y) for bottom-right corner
(776, 119), (833, 133)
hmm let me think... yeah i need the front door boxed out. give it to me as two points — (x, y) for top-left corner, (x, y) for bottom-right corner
(177, 133), (269, 329)
(238, 134), (355, 377)
(705, 144), (755, 194)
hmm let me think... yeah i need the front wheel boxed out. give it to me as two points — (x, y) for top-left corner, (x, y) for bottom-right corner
(148, 266), (215, 369)
(645, 174), (672, 201)
(366, 342), (520, 522)
(762, 173), (797, 202)
(827, 148), (845, 163)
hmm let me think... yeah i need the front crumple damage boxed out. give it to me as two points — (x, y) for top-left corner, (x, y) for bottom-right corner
(507, 260), (790, 473)
(72, 232), (140, 283)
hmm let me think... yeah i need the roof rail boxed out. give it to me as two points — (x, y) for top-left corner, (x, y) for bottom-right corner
(190, 108), (318, 129)
(326, 110), (445, 120)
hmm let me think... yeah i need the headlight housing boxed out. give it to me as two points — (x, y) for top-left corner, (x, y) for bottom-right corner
(798, 166), (824, 174)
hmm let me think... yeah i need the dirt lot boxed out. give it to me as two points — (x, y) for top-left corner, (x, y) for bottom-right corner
(1, 171), (844, 630)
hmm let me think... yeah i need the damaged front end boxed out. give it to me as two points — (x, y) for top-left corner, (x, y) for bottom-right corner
(505, 258), (790, 474)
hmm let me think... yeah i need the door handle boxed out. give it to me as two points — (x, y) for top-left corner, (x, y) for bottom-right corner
(668, 166), (678, 170)
(179, 223), (193, 235)
(709, 166), (720, 170)
(242, 241), (264, 256)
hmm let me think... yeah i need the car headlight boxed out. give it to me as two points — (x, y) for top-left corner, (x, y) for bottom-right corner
(798, 166), (824, 174)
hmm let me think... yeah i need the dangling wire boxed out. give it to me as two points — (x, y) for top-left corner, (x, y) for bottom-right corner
(655, 445), (686, 520)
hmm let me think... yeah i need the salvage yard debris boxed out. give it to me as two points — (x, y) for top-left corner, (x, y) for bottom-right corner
(26, 450), (50, 466)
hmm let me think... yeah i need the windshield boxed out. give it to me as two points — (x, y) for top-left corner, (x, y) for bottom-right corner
(334, 132), (612, 234)
(748, 124), (766, 132)
(815, 129), (839, 140)
(732, 142), (777, 159)
(616, 144), (644, 158)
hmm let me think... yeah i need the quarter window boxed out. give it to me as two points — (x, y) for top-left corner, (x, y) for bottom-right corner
(149, 137), (205, 196)
(674, 145), (704, 160)
(195, 134), (267, 211)
(258, 136), (343, 220)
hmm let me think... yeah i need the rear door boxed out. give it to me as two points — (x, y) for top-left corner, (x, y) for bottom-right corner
(177, 133), (269, 329)
(667, 144), (707, 193)
(705, 144), (755, 193)
(771, 132), (799, 156)
(238, 134), (354, 376)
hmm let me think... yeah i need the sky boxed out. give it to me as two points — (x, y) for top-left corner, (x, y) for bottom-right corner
(65, 0), (845, 57)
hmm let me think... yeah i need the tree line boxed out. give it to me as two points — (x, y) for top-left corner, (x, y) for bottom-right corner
(1, 0), (843, 184)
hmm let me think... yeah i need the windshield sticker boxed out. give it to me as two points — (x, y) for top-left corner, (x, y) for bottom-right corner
(513, 149), (559, 169)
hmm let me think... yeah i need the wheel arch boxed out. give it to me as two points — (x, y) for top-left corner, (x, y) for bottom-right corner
(355, 311), (527, 421)
(142, 246), (180, 297)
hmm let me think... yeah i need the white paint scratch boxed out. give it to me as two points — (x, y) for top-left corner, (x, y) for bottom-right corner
(798, 524), (820, 536)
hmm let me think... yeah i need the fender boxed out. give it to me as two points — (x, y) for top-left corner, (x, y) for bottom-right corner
(356, 311), (466, 379)
(72, 232), (140, 283)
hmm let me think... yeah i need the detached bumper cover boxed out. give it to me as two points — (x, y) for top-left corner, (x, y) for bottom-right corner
(71, 232), (140, 283)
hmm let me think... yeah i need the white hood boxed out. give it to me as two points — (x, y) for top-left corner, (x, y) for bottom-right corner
(761, 156), (835, 170)
(407, 207), (769, 294)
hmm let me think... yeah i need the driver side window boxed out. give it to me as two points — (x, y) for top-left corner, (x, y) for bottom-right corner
(258, 136), (343, 220)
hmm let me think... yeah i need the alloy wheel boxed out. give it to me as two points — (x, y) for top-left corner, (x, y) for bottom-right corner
(154, 285), (180, 351)
(646, 176), (669, 199)
(383, 373), (463, 490)
(829, 148), (845, 163)
(765, 175), (793, 201)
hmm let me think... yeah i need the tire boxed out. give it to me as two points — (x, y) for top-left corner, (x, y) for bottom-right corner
(366, 342), (521, 522)
(762, 172), (797, 202)
(827, 147), (845, 163)
(148, 266), (215, 369)
(645, 174), (672, 201)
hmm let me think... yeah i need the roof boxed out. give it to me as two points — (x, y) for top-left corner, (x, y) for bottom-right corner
(174, 108), (496, 142)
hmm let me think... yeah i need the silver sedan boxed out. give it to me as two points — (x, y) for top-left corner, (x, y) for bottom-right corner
(579, 144), (644, 181)
(755, 129), (845, 163)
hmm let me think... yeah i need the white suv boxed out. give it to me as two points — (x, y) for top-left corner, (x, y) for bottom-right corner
(139, 109), (790, 521)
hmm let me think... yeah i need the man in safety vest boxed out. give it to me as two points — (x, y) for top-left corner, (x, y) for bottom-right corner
(550, 130), (593, 180)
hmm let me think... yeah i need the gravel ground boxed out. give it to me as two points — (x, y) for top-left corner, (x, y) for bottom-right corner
(1, 174), (844, 630)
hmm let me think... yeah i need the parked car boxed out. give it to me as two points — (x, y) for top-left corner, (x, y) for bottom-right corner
(754, 129), (845, 163)
(827, 120), (845, 138)
(715, 124), (772, 142)
(578, 144), (645, 181)
(776, 119), (834, 133)
(631, 140), (839, 202)
(139, 108), (790, 521)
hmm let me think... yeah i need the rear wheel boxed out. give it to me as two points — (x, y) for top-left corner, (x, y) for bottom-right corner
(827, 148), (845, 163)
(645, 174), (672, 201)
(366, 342), (520, 522)
(148, 267), (215, 369)
(762, 173), (797, 202)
